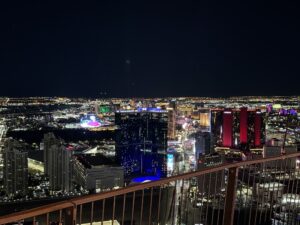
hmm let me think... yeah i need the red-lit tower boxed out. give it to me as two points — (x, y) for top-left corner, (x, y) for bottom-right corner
(254, 110), (261, 147)
(240, 107), (248, 144)
(223, 110), (233, 147)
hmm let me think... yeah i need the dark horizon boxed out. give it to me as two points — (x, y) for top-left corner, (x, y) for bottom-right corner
(1, 1), (300, 97)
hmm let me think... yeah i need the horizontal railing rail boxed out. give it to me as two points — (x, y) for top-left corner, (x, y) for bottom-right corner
(1, 151), (300, 225)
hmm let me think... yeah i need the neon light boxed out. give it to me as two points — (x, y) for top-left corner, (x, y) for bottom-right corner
(131, 176), (160, 183)
(167, 154), (174, 172)
(80, 114), (102, 128)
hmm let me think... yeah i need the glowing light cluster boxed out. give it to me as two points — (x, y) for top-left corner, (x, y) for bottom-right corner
(167, 154), (174, 172)
(131, 176), (160, 183)
(80, 114), (102, 128)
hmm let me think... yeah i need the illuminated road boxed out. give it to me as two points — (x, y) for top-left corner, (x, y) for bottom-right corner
(28, 158), (44, 173)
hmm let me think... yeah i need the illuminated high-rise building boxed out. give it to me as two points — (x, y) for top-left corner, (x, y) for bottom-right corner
(223, 109), (233, 147)
(195, 131), (211, 158)
(211, 108), (265, 150)
(3, 139), (28, 195)
(199, 111), (210, 128)
(167, 109), (176, 140)
(210, 110), (223, 151)
(192, 109), (211, 132)
(254, 111), (262, 147)
(115, 108), (168, 178)
(247, 110), (264, 148)
(43, 133), (73, 192)
(240, 107), (248, 144)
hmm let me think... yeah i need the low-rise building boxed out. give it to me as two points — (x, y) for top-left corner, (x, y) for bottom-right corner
(74, 154), (124, 193)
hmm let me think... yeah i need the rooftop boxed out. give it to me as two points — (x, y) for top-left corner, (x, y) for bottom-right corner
(75, 154), (118, 169)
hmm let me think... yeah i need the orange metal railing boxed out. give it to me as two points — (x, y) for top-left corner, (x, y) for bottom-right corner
(1, 152), (300, 225)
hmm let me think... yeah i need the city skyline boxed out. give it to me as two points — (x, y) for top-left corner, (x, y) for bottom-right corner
(0, 96), (299, 224)
(1, 1), (300, 224)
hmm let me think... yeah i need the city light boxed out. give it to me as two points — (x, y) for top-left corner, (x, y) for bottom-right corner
(80, 114), (102, 128)
(131, 176), (160, 183)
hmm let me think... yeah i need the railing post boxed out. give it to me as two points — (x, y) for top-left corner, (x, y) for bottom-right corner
(223, 167), (238, 225)
(65, 205), (77, 225)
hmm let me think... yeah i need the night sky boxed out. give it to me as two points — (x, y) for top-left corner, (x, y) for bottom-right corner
(0, 1), (299, 98)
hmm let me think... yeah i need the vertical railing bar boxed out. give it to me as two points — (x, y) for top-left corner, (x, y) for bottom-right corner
(33, 216), (36, 225)
(244, 164), (252, 225)
(148, 187), (153, 225)
(259, 159), (269, 225)
(254, 162), (263, 225)
(258, 159), (265, 224)
(223, 167), (238, 225)
(46, 213), (49, 225)
(291, 157), (297, 224)
(291, 159), (298, 225)
(139, 189), (145, 225)
(157, 187), (162, 225)
(284, 159), (290, 223)
(269, 159), (279, 220)
(267, 160), (277, 221)
(263, 158), (273, 223)
(295, 170), (300, 225)
(183, 179), (189, 224)
(59, 209), (62, 225)
(237, 165), (246, 224)
(274, 157), (288, 224)
(271, 157), (285, 224)
(248, 163), (258, 225)
(112, 196), (116, 225)
(222, 169), (229, 225)
(286, 158), (293, 224)
(192, 179), (195, 225)
(279, 157), (286, 222)
(131, 192), (136, 225)
(171, 181), (177, 225)
(79, 204), (83, 225)
(205, 172), (212, 225)
(90, 201), (94, 225)
(199, 175), (206, 224)
(211, 171), (219, 225)
(179, 179), (185, 225)
(74, 205), (78, 225)
(216, 170), (225, 225)
(122, 194), (126, 225)
(258, 159), (266, 224)
(101, 199), (105, 225)
(268, 162), (275, 222)
(290, 158), (298, 224)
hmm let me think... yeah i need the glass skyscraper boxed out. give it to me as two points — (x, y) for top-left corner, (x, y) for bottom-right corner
(115, 108), (168, 178)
